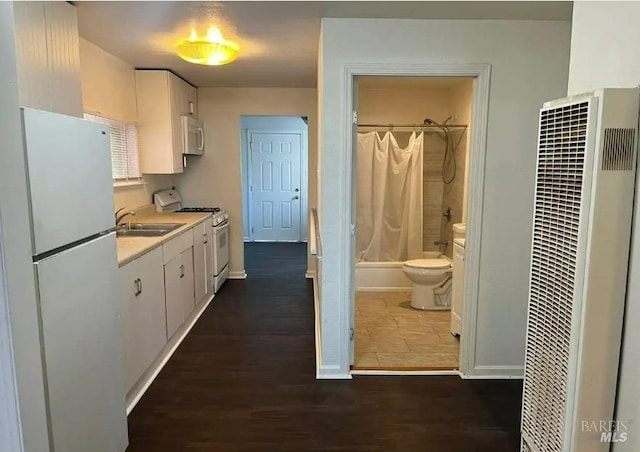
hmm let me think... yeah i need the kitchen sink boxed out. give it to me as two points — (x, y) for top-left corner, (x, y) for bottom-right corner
(116, 223), (185, 237)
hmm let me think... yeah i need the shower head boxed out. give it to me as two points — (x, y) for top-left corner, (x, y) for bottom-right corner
(423, 118), (438, 126)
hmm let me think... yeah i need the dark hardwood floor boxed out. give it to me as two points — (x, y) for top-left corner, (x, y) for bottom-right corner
(127, 242), (523, 451)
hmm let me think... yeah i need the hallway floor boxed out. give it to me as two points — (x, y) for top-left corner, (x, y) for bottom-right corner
(354, 291), (459, 370)
(127, 242), (522, 451)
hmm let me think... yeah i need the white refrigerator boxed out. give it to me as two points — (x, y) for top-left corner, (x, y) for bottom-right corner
(22, 108), (128, 452)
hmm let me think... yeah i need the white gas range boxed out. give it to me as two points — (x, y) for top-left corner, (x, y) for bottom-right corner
(154, 189), (229, 292)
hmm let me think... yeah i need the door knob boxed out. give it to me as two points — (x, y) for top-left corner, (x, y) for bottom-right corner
(293, 196), (300, 200)
(294, 188), (299, 192)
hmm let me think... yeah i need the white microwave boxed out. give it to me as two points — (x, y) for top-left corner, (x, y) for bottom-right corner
(182, 115), (205, 155)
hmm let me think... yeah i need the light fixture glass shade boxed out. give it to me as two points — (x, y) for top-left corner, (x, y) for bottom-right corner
(176, 39), (239, 66)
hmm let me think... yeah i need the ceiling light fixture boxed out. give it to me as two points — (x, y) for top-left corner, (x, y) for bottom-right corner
(176, 27), (239, 66)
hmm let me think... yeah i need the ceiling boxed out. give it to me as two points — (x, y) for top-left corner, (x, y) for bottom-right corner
(76, 1), (573, 88)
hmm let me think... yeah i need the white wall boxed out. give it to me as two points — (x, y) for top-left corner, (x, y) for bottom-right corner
(317, 18), (571, 377)
(1, 3), (50, 450)
(240, 116), (309, 243)
(78, 38), (179, 212)
(177, 88), (318, 277)
(567, 3), (640, 450)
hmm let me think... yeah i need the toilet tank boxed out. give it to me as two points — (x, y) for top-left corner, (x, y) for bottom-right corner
(453, 223), (466, 240)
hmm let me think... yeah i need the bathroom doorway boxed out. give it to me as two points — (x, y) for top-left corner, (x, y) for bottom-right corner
(351, 76), (475, 372)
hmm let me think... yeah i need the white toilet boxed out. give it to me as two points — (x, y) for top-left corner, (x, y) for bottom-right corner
(402, 258), (452, 310)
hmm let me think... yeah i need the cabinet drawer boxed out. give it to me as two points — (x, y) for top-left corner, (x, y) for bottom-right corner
(163, 229), (193, 264)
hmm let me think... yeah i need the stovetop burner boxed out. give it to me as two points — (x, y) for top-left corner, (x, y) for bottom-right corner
(177, 207), (221, 213)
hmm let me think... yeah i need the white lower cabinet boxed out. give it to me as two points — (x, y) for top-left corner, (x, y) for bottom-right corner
(119, 246), (166, 392)
(164, 231), (195, 340)
(193, 218), (214, 304)
(120, 222), (209, 399)
(451, 241), (465, 336)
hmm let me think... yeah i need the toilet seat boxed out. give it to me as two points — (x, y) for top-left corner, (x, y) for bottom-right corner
(403, 258), (451, 269)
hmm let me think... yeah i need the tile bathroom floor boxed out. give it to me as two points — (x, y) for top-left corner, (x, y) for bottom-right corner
(353, 291), (460, 370)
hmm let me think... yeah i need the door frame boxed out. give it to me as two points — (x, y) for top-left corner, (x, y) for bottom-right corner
(341, 63), (491, 377)
(245, 128), (307, 243)
(0, 212), (24, 452)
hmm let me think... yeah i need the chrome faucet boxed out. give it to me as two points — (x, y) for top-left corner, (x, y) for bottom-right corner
(115, 207), (136, 227)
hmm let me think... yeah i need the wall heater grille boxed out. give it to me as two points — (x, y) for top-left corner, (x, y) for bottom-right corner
(521, 101), (589, 452)
(602, 128), (636, 171)
(522, 88), (639, 452)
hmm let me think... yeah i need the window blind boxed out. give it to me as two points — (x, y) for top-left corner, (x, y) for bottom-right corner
(83, 113), (141, 182)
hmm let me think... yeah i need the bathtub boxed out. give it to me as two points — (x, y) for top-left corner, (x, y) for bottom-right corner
(355, 251), (450, 291)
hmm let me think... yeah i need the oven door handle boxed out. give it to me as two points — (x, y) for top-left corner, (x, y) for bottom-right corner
(214, 220), (229, 230)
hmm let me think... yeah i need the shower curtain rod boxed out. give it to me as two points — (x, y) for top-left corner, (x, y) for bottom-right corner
(357, 123), (467, 129)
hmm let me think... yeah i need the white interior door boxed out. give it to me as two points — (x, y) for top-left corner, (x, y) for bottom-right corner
(250, 132), (302, 241)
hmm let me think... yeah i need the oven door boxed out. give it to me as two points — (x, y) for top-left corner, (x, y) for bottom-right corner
(212, 221), (230, 275)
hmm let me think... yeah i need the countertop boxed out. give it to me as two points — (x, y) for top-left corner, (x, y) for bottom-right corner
(116, 208), (212, 267)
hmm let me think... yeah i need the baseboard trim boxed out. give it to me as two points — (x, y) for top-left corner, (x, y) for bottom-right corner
(351, 369), (461, 376)
(312, 274), (322, 379)
(305, 270), (316, 279)
(228, 270), (247, 279)
(317, 365), (352, 380)
(125, 294), (214, 414)
(461, 365), (524, 379)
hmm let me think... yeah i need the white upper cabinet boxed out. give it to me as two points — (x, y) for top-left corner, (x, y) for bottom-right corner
(135, 70), (198, 174)
(13, 1), (83, 117)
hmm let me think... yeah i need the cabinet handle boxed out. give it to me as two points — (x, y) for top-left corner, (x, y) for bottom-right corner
(134, 278), (141, 296)
(180, 264), (185, 278)
(203, 233), (208, 244)
(139, 279), (143, 295)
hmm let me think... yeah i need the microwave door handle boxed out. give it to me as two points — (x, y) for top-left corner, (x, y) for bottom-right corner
(198, 127), (205, 151)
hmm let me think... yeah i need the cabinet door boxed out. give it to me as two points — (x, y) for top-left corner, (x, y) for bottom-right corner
(168, 73), (186, 169)
(192, 222), (207, 304)
(120, 247), (166, 392)
(181, 247), (195, 318)
(119, 258), (139, 391)
(44, 1), (83, 117)
(451, 244), (465, 336)
(14, 2), (83, 116)
(164, 254), (183, 340)
(13, 2), (49, 111)
(204, 218), (214, 296)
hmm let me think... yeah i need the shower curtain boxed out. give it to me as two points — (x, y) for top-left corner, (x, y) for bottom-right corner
(356, 131), (423, 262)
